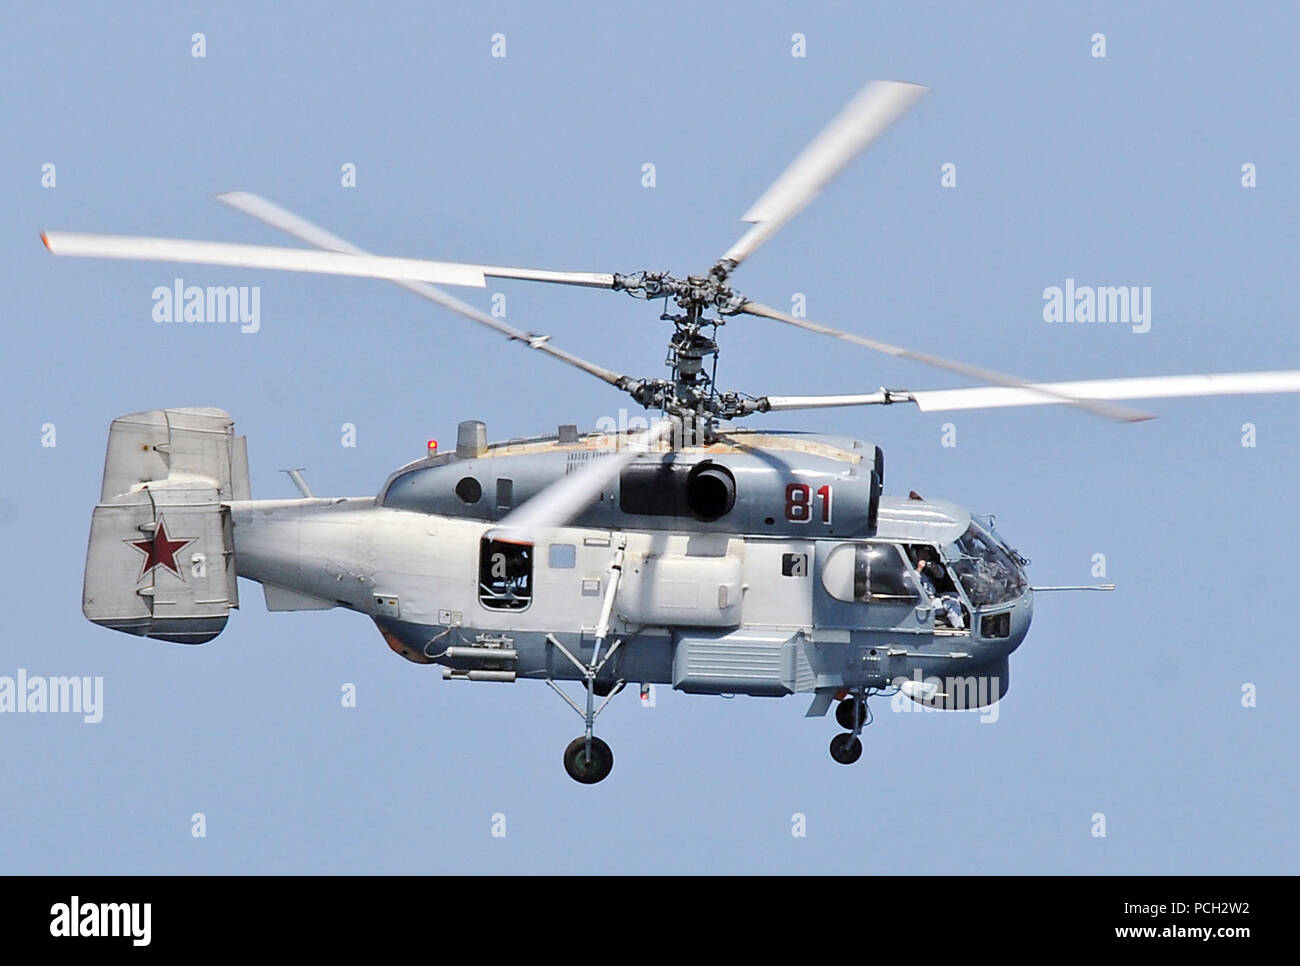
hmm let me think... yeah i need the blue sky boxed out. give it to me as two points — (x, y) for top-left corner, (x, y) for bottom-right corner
(1, 1), (1297, 873)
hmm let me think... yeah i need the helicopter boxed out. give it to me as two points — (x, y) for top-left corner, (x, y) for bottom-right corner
(45, 79), (1300, 783)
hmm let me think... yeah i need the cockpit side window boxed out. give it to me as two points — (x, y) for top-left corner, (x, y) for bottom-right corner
(861, 544), (919, 601)
(823, 543), (920, 603)
(905, 544), (958, 595)
(906, 543), (969, 631)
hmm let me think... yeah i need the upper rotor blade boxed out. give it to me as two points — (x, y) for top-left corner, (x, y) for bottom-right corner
(721, 80), (928, 269)
(492, 419), (674, 542)
(740, 301), (1153, 423)
(41, 230), (617, 290)
(759, 370), (1300, 414)
(214, 191), (628, 388)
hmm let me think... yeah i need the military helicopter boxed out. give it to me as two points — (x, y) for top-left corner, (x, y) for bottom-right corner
(45, 80), (1300, 783)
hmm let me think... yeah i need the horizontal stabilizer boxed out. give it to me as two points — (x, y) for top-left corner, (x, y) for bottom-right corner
(263, 583), (335, 612)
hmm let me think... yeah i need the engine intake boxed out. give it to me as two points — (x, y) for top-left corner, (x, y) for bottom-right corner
(685, 462), (736, 521)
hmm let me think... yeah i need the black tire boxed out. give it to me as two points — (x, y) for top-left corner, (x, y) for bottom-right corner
(564, 736), (614, 784)
(829, 732), (863, 765)
(835, 698), (860, 730)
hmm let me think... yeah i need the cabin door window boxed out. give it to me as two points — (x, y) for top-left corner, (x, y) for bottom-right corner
(479, 537), (533, 611)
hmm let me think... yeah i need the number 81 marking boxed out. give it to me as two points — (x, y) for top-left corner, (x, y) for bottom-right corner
(784, 483), (832, 524)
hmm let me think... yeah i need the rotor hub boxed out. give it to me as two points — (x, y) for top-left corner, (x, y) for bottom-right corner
(610, 269), (756, 428)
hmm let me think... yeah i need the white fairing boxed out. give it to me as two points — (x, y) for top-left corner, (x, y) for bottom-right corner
(617, 541), (744, 628)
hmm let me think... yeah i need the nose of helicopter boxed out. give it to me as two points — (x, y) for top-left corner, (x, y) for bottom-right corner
(1000, 584), (1033, 652)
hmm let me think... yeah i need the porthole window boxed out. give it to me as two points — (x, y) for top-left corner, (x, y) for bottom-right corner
(455, 476), (483, 504)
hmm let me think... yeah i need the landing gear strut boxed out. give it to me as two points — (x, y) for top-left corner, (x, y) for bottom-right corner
(545, 634), (624, 785)
(830, 690), (872, 765)
(544, 542), (629, 784)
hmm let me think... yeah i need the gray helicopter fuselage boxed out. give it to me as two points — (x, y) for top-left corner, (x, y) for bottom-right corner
(230, 426), (1031, 707)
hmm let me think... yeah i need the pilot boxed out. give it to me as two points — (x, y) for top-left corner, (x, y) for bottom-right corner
(912, 549), (966, 630)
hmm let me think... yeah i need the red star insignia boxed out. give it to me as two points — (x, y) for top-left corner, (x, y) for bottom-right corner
(126, 517), (195, 582)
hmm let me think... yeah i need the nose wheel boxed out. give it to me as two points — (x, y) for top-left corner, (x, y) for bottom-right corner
(830, 690), (872, 765)
(830, 732), (863, 764)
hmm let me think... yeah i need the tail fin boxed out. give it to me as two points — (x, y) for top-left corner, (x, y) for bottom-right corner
(83, 408), (249, 644)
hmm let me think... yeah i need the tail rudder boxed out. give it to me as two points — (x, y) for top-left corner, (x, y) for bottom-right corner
(83, 408), (248, 643)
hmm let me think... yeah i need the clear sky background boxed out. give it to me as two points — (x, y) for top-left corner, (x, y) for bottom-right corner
(2, 1), (1297, 874)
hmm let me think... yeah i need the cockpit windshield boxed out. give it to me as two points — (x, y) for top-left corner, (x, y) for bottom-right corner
(948, 524), (1026, 606)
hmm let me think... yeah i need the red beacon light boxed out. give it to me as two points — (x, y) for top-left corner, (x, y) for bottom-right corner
(426, 439), (438, 457)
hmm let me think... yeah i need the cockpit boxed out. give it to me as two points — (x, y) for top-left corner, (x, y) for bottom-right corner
(946, 522), (1026, 607)
(818, 498), (1030, 641)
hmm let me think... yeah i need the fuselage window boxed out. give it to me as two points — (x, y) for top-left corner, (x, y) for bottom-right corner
(496, 478), (514, 510)
(479, 537), (532, 610)
(548, 543), (576, 569)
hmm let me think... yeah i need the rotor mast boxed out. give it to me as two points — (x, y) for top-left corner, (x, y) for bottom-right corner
(609, 264), (751, 431)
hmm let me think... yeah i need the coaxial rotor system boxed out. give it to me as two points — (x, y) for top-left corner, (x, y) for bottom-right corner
(41, 79), (1300, 441)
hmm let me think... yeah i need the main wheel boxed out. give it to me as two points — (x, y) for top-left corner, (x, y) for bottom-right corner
(835, 697), (862, 730)
(829, 732), (863, 765)
(564, 736), (614, 784)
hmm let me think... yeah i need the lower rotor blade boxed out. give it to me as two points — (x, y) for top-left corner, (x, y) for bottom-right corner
(740, 301), (1153, 423)
(758, 369), (1300, 415)
(906, 370), (1300, 413)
